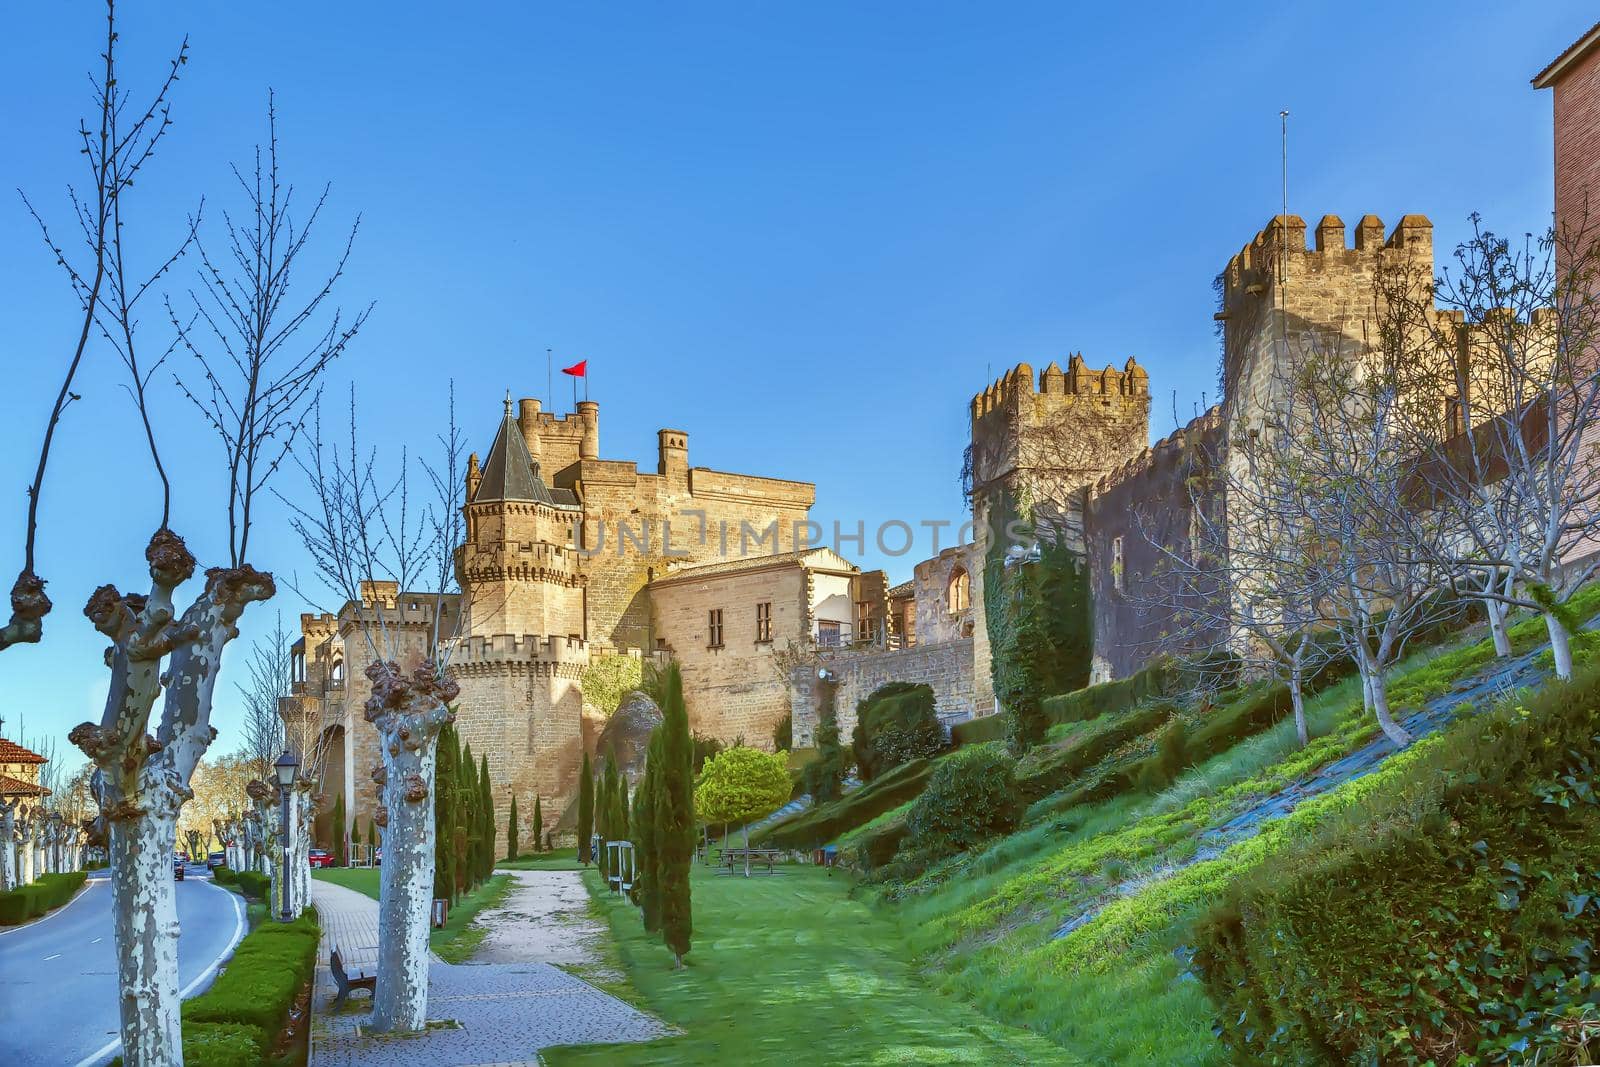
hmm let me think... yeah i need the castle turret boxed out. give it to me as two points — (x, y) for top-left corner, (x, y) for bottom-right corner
(657, 429), (688, 482)
(577, 400), (599, 460)
(518, 398), (543, 465)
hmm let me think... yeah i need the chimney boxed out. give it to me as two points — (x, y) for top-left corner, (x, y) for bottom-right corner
(658, 429), (689, 481)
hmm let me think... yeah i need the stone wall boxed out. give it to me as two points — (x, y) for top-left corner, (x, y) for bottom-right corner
(791, 637), (977, 748)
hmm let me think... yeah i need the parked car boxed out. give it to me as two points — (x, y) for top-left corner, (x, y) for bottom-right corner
(207, 851), (225, 870)
(308, 849), (334, 869)
(174, 855), (186, 881)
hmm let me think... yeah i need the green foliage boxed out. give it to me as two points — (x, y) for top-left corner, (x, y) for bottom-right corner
(850, 682), (944, 781)
(952, 656), (1176, 746)
(332, 791), (347, 867)
(434, 722), (459, 902)
(904, 744), (1022, 861)
(1035, 536), (1093, 695)
(184, 909), (318, 1038)
(758, 757), (936, 850)
(213, 866), (238, 886)
(1136, 718), (1188, 792)
(804, 682), (850, 802)
(235, 870), (271, 901)
(998, 566), (1051, 755)
(599, 757), (619, 880)
(507, 794), (519, 861)
(635, 731), (664, 933)
(0, 871), (87, 923)
(179, 1022), (265, 1067)
(772, 711), (793, 753)
(1012, 701), (1177, 804)
(460, 742), (481, 895)
(691, 731), (726, 776)
(657, 662), (696, 964)
(1196, 665), (1600, 1065)
(695, 746), (792, 827)
(479, 752), (494, 882)
(577, 750), (594, 865)
(580, 655), (645, 718)
(532, 794), (543, 852)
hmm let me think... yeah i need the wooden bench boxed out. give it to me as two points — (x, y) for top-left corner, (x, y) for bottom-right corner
(330, 947), (376, 1007)
(717, 847), (782, 875)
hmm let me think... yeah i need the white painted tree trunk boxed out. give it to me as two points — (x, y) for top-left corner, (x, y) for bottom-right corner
(110, 807), (182, 1066)
(291, 790), (312, 917)
(1545, 612), (1574, 681)
(1484, 597), (1511, 657)
(0, 806), (14, 891)
(21, 834), (34, 884)
(366, 660), (458, 1034)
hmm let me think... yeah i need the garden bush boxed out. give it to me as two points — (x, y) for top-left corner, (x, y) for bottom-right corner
(1194, 664), (1600, 1066)
(1012, 701), (1176, 802)
(904, 744), (1022, 858)
(756, 757), (935, 849)
(212, 865), (238, 885)
(951, 656), (1176, 747)
(0, 871), (88, 924)
(179, 1022), (265, 1067)
(185, 909), (319, 1039)
(234, 870), (270, 900)
(851, 682), (943, 781)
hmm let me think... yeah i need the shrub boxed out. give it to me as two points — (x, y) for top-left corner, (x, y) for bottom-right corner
(579, 655), (644, 718)
(212, 866), (238, 885)
(758, 757), (935, 849)
(1012, 700), (1176, 803)
(905, 744), (1022, 858)
(1194, 664), (1600, 1065)
(772, 712), (793, 753)
(1135, 718), (1188, 792)
(234, 870), (270, 901)
(851, 683), (943, 781)
(185, 909), (319, 1038)
(951, 656), (1176, 747)
(180, 1022), (264, 1067)
(804, 684), (851, 803)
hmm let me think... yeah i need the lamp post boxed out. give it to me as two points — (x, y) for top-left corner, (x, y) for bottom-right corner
(273, 751), (300, 921)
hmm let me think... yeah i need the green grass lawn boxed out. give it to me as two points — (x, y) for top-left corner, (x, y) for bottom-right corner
(311, 868), (511, 963)
(541, 863), (1073, 1065)
(496, 847), (586, 871)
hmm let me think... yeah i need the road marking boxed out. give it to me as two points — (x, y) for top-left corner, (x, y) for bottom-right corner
(73, 881), (247, 1067)
(43, 952), (61, 960)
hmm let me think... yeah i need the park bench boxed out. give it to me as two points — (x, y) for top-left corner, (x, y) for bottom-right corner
(330, 946), (377, 1007)
(717, 847), (782, 875)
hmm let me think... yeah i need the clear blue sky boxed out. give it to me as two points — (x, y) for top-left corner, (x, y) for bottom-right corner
(0, 1), (1588, 768)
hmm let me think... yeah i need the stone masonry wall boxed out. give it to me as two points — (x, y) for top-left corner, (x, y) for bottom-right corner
(792, 637), (976, 748)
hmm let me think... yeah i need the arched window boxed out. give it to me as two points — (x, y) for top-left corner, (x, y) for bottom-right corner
(331, 658), (345, 688)
(947, 567), (970, 614)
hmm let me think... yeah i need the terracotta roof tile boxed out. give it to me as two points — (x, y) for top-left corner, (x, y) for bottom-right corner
(0, 773), (49, 798)
(0, 738), (48, 764)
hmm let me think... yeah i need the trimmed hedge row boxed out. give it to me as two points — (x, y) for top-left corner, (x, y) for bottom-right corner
(0, 871), (88, 925)
(951, 657), (1177, 747)
(182, 908), (319, 1060)
(1195, 665), (1600, 1065)
(235, 870), (270, 901)
(1013, 701), (1177, 803)
(754, 757), (936, 849)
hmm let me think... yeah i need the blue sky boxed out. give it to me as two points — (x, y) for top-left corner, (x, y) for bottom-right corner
(0, 1), (1588, 765)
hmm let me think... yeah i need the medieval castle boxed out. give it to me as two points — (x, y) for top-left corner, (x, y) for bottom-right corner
(286, 209), (1457, 836)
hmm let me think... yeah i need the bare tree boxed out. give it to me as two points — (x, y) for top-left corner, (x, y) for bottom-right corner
(280, 385), (466, 1032)
(1378, 217), (1600, 678)
(66, 55), (362, 1064)
(238, 614), (292, 781)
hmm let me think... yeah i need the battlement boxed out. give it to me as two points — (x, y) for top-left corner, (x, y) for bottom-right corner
(451, 632), (588, 665)
(300, 611), (338, 636)
(1089, 405), (1224, 500)
(1222, 213), (1434, 306)
(515, 396), (599, 467)
(971, 356), (1150, 419)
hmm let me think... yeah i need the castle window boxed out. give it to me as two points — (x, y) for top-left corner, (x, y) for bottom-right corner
(708, 609), (724, 649)
(947, 567), (970, 614)
(1444, 394), (1465, 437)
(817, 619), (841, 648)
(855, 601), (872, 643)
(1111, 537), (1125, 593)
(755, 601), (773, 643)
(330, 658), (345, 689)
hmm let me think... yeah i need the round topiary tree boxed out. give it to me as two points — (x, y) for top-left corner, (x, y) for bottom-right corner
(905, 744), (1022, 858)
(694, 746), (791, 877)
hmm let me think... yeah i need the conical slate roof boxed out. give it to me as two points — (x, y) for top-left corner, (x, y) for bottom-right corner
(473, 397), (560, 506)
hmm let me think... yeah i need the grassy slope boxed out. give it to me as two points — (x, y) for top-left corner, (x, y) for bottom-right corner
(879, 596), (1599, 1064)
(310, 868), (511, 962)
(542, 864), (1073, 1065)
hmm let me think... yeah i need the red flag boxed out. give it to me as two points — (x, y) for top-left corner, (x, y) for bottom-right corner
(561, 360), (587, 377)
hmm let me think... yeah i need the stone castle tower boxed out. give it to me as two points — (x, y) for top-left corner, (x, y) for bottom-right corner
(965, 355), (1151, 710)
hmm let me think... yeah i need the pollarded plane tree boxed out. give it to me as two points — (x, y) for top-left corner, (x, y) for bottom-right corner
(1376, 218), (1600, 678)
(60, 20), (363, 1065)
(280, 385), (467, 1033)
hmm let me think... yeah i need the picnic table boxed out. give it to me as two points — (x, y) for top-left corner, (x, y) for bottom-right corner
(716, 846), (782, 875)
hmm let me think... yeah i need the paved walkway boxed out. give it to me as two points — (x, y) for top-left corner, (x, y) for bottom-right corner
(310, 876), (668, 1066)
(469, 870), (613, 970)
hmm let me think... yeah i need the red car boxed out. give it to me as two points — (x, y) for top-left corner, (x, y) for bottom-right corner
(308, 849), (335, 868)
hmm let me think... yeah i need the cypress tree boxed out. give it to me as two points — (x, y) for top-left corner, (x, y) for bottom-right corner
(577, 752), (594, 865)
(635, 732), (662, 932)
(657, 664), (695, 967)
(480, 753), (494, 879)
(600, 757), (620, 883)
(1000, 567), (1051, 755)
(433, 723), (458, 904)
(532, 794), (543, 853)
(507, 794), (519, 861)
(618, 775), (630, 839)
(461, 743), (481, 892)
(332, 791), (347, 867)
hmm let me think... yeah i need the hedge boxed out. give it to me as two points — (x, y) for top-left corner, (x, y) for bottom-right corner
(851, 682), (943, 781)
(754, 757), (936, 849)
(234, 870), (270, 901)
(1012, 701), (1177, 803)
(1194, 663), (1600, 1065)
(183, 908), (319, 1053)
(212, 866), (238, 886)
(0, 871), (88, 925)
(952, 657), (1176, 747)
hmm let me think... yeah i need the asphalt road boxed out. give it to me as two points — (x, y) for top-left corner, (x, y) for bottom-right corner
(0, 866), (246, 1067)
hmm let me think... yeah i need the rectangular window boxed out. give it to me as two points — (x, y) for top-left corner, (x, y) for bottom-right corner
(818, 619), (841, 648)
(708, 608), (724, 649)
(755, 601), (772, 643)
(1111, 536), (1125, 593)
(855, 601), (872, 644)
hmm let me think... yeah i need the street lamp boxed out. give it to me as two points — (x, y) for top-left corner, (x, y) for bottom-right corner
(273, 751), (299, 922)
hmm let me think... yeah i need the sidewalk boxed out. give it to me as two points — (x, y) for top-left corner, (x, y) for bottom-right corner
(310, 877), (669, 1066)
